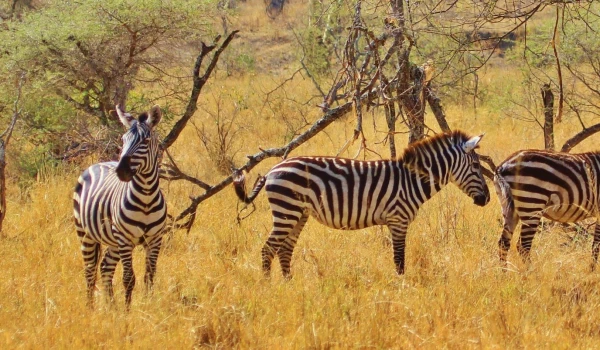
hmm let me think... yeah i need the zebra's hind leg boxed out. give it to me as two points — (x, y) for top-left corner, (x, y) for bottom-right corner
(262, 207), (303, 278)
(277, 212), (309, 279)
(143, 236), (163, 293)
(118, 241), (136, 309)
(517, 215), (541, 264)
(498, 204), (519, 267)
(591, 222), (600, 271)
(387, 220), (409, 275)
(100, 246), (121, 303)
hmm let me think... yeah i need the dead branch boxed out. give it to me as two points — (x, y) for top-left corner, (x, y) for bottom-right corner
(561, 123), (600, 153)
(173, 89), (379, 231)
(160, 150), (211, 190)
(161, 30), (239, 149)
(551, 6), (564, 123)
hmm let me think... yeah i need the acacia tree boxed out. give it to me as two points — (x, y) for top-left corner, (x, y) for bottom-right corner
(0, 0), (218, 160)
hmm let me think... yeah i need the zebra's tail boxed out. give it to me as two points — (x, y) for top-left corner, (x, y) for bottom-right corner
(493, 167), (514, 214)
(233, 170), (267, 204)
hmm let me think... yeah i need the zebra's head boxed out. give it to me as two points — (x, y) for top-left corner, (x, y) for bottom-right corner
(402, 131), (490, 207)
(450, 134), (490, 207)
(115, 105), (162, 182)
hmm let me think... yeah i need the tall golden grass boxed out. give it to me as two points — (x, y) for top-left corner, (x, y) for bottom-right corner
(2, 2), (600, 348)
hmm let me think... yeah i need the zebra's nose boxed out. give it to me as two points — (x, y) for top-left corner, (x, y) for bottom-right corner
(116, 156), (134, 182)
(473, 193), (489, 207)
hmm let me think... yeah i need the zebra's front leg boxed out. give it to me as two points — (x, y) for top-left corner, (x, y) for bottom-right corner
(143, 236), (163, 293)
(517, 215), (541, 264)
(591, 222), (600, 271)
(387, 221), (409, 275)
(277, 212), (309, 279)
(118, 241), (136, 309)
(100, 246), (121, 303)
(80, 238), (100, 308)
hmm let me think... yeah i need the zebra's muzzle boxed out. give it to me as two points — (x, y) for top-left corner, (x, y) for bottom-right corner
(116, 156), (135, 182)
(473, 193), (489, 207)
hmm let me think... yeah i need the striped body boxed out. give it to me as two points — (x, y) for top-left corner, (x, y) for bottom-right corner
(495, 150), (600, 265)
(73, 105), (166, 308)
(235, 130), (490, 277)
(266, 158), (438, 230)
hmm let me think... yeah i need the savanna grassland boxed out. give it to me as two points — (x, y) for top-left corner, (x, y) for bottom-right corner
(2, 1), (600, 349)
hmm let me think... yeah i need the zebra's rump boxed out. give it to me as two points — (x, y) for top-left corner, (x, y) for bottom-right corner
(496, 149), (599, 222)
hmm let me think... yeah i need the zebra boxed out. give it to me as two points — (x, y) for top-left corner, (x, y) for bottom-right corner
(73, 105), (167, 308)
(233, 130), (490, 278)
(494, 149), (600, 267)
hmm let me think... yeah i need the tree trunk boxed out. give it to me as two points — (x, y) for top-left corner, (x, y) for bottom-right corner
(0, 139), (7, 233)
(425, 85), (451, 133)
(542, 83), (555, 150)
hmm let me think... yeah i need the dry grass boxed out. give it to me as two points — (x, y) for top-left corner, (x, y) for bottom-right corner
(3, 80), (600, 348)
(3, 1), (600, 348)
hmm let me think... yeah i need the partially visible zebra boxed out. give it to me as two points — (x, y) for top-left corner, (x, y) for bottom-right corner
(234, 130), (490, 277)
(495, 150), (600, 267)
(73, 105), (167, 308)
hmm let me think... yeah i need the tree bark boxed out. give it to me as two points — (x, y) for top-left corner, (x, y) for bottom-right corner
(425, 85), (451, 132)
(542, 83), (555, 150)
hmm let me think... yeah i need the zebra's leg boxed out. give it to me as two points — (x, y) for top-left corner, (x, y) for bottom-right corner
(517, 215), (541, 263)
(80, 237), (101, 308)
(118, 240), (136, 309)
(387, 220), (409, 275)
(592, 222), (600, 270)
(277, 211), (309, 279)
(143, 236), (163, 293)
(262, 208), (303, 278)
(100, 246), (120, 303)
(498, 204), (519, 266)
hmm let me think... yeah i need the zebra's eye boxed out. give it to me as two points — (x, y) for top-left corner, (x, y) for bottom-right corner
(472, 162), (480, 170)
(142, 138), (150, 145)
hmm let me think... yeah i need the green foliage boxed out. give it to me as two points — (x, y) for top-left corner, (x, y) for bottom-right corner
(0, 0), (219, 179)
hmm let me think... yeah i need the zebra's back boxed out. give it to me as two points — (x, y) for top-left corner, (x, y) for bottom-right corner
(265, 156), (421, 230)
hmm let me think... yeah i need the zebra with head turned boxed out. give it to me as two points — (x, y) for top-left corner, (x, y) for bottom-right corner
(495, 149), (600, 268)
(234, 130), (490, 278)
(73, 105), (167, 308)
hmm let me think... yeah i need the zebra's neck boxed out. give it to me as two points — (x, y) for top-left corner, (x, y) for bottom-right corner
(131, 161), (160, 191)
(399, 161), (444, 204)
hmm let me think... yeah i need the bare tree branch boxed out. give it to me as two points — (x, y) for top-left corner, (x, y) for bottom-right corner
(561, 123), (600, 153)
(162, 30), (239, 149)
(173, 88), (379, 231)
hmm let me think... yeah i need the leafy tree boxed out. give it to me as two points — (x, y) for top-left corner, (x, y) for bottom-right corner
(0, 0), (217, 160)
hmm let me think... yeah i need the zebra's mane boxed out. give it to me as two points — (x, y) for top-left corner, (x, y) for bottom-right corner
(401, 130), (471, 160)
(400, 130), (473, 177)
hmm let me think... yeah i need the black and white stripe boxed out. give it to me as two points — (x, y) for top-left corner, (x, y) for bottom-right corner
(234, 130), (490, 277)
(494, 149), (600, 266)
(73, 105), (167, 308)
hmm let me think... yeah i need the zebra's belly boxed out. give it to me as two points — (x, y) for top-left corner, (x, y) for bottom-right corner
(541, 205), (595, 223)
(308, 208), (386, 230)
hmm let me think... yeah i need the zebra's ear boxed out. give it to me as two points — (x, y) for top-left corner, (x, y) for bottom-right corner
(146, 105), (162, 128)
(462, 134), (484, 153)
(116, 105), (135, 129)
